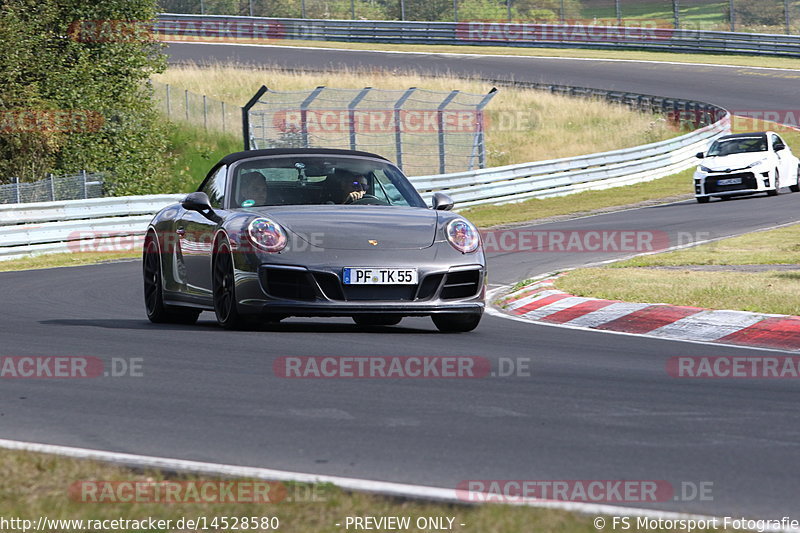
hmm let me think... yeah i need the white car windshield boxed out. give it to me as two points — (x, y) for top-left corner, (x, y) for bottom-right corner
(707, 136), (767, 157)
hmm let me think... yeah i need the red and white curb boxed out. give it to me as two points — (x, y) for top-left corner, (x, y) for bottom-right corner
(496, 278), (800, 352)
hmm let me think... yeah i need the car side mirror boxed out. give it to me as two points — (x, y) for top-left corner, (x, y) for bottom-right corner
(431, 192), (454, 211)
(775, 144), (785, 151)
(183, 191), (222, 222)
(695, 152), (704, 159)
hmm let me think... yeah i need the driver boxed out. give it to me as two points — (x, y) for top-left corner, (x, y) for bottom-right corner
(338, 173), (369, 204)
(238, 172), (267, 207)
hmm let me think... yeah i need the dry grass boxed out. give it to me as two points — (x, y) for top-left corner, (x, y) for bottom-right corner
(0, 448), (702, 533)
(557, 268), (800, 315)
(153, 64), (678, 168)
(611, 224), (800, 267)
(556, 223), (800, 315)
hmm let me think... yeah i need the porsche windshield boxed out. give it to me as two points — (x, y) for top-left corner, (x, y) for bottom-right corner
(707, 136), (767, 157)
(231, 155), (426, 208)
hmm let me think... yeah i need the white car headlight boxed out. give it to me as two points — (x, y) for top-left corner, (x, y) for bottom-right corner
(446, 219), (480, 253)
(247, 218), (287, 253)
(699, 165), (713, 173)
(746, 160), (766, 169)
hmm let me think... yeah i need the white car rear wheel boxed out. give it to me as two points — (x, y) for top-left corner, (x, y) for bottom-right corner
(790, 164), (800, 193)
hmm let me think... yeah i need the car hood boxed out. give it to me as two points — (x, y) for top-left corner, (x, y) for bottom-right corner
(701, 153), (768, 171)
(246, 205), (438, 250)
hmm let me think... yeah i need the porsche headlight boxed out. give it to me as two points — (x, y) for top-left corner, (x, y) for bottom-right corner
(446, 219), (480, 253)
(247, 218), (287, 253)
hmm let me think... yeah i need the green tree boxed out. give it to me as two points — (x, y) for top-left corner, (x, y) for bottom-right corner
(0, 0), (168, 194)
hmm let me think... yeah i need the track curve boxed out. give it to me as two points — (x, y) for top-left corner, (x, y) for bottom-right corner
(2, 43), (800, 520)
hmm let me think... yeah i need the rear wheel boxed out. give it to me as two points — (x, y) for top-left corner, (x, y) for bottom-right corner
(432, 313), (481, 333)
(767, 170), (780, 196)
(353, 314), (403, 326)
(212, 240), (252, 330)
(696, 196), (710, 204)
(143, 235), (200, 325)
(790, 165), (800, 192)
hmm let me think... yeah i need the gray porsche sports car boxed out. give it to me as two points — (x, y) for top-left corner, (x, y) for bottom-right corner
(143, 148), (486, 332)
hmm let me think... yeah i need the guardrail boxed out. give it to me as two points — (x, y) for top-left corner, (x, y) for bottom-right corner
(0, 195), (183, 261)
(156, 14), (800, 58)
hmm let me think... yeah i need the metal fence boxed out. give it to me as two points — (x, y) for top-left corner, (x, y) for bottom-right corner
(243, 85), (498, 175)
(156, 13), (800, 57)
(0, 172), (105, 205)
(157, 1), (800, 34)
(151, 80), (240, 137)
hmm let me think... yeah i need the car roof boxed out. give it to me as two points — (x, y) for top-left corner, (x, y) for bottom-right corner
(217, 148), (391, 167)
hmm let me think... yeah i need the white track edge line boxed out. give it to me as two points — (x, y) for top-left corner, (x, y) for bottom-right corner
(0, 437), (777, 530)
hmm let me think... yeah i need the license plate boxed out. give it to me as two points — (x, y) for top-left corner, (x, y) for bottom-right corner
(717, 177), (742, 186)
(343, 268), (418, 285)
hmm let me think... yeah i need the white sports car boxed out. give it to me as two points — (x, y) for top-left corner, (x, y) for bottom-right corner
(694, 131), (800, 203)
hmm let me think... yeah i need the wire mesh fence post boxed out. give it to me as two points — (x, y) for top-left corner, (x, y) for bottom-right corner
(786, 0), (791, 33)
(393, 88), (417, 171)
(203, 94), (208, 131)
(82, 170), (88, 199)
(300, 87), (325, 149)
(673, 0), (680, 29)
(13, 177), (20, 204)
(475, 88), (498, 170)
(49, 174), (55, 201)
(348, 87), (372, 151)
(221, 101), (226, 132)
(185, 90), (190, 121)
(166, 84), (171, 119)
(437, 90), (460, 175)
(730, 0), (735, 31)
(242, 85), (269, 151)
(615, 0), (621, 26)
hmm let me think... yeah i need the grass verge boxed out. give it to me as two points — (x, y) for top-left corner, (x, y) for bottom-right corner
(556, 223), (800, 315)
(160, 36), (800, 71)
(0, 253), (138, 273)
(0, 448), (699, 533)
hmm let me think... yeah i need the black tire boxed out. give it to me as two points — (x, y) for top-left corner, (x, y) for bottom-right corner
(143, 235), (200, 325)
(767, 170), (780, 196)
(790, 165), (800, 192)
(432, 313), (481, 333)
(353, 314), (403, 326)
(696, 196), (710, 204)
(212, 240), (252, 330)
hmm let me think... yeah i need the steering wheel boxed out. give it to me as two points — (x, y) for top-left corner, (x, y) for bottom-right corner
(351, 194), (389, 206)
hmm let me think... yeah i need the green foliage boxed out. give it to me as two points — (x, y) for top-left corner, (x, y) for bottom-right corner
(0, 0), (168, 193)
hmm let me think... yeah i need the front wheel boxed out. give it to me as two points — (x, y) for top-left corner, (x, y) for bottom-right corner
(767, 170), (780, 196)
(212, 240), (252, 330)
(143, 235), (200, 325)
(790, 165), (800, 192)
(432, 313), (481, 333)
